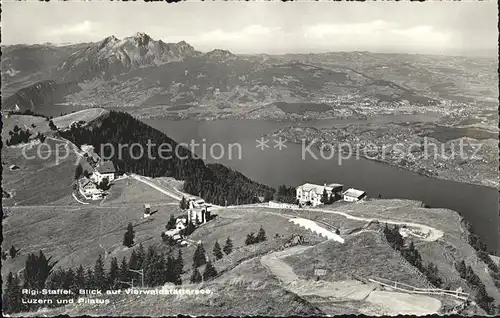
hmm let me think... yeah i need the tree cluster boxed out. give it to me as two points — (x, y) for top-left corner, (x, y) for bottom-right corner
(97, 178), (110, 191)
(3, 250), (54, 314)
(320, 188), (341, 204)
(2, 245), (185, 314)
(189, 260), (218, 283)
(48, 120), (57, 131)
(6, 125), (47, 146)
(455, 260), (496, 315)
(8, 109), (49, 119)
(59, 111), (274, 206)
(476, 250), (500, 290)
(273, 185), (297, 204)
(384, 224), (443, 287)
(7, 125), (33, 146)
(464, 221), (500, 293)
(245, 227), (267, 245)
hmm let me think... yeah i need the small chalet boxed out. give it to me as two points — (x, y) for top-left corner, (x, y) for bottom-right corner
(92, 160), (116, 184)
(78, 177), (102, 200)
(342, 188), (366, 202)
(144, 204), (151, 218)
(175, 217), (187, 231)
(187, 198), (210, 224)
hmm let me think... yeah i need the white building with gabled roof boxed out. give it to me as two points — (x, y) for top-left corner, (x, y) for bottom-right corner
(296, 183), (343, 207)
(78, 176), (103, 200)
(342, 188), (366, 202)
(91, 160), (116, 184)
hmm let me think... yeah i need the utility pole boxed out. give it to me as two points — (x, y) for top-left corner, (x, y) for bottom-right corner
(119, 279), (134, 289)
(129, 269), (144, 288)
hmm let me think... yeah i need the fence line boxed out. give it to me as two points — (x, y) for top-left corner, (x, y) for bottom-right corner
(374, 229), (436, 289)
(268, 202), (298, 209)
(368, 277), (470, 301)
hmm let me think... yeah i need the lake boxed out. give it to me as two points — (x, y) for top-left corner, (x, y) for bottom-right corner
(145, 117), (499, 253)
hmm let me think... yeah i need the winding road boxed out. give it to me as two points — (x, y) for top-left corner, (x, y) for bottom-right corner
(225, 204), (444, 242)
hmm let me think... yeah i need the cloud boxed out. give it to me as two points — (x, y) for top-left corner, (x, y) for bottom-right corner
(47, 20), (95, 36)
(197, 25), (274, 42)
(389, 25), (452, 46)
(300, 21), (453, 52)
(303, 20), (396, 38)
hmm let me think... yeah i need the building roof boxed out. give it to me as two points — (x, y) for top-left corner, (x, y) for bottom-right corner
(343, 188), (366, 198)
(78, 177), (94, 189)
(164, 229), (180, 236)
(327, 183), (343, 189)
(297, 183), (333, 195)
(96, 160), (116, 174)
(176, 218), (187, 224)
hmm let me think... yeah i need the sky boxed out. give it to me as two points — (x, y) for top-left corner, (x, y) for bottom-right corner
(2, 1), (498, 56)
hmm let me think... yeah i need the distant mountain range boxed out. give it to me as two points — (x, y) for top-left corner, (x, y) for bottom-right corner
(2, 32), (497, 117)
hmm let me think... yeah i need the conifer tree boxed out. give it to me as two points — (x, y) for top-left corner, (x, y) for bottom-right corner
(202, 261), (218, 281)
(49, 120), (57, 131)
(165, 254), (176, 285)
(9, 245), (17, 258)
(136, 243), (146, 268)
(63, 268), (76, 292)
(245, 232), (256, 245)
(256, 226), (267, 243)
(94, 254), (107, 290)
(213, 241), (223, 260)
(321, 188), (329, 204)
(86, 268), (94, 289)
(147, 251), (167, 287)
(223, 237), (233, 255)
(119, 256), (130, 287)
(24, 250), (52, 290)
(143, 246), (159, 287)
(190, 266), (202, 283)
(75, 164), (83, 180)
(108, 257), (120, 288)
(75, 265), (86, 289)
(193, 243), (207, 267)
(455, 260), (467, 278)
(3, 272), (23, 314)
(180, 196), (187, 210)
(174, 249), (184, 284)
(166, 215), (176, 230)
(128, 249), (139, 270)
(123, 222), (135, 247)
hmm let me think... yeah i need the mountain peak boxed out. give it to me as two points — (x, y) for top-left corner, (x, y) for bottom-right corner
(133, 32), (152, 46)
(205, 49), (236, 61)
(176, 40), (195, 51)
(98, 35), (119, 50)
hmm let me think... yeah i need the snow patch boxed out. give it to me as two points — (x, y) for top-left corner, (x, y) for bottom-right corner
(290, 218), (344, 243)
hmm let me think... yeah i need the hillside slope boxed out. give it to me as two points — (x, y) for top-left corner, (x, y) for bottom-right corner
(58, 110), (274, 205)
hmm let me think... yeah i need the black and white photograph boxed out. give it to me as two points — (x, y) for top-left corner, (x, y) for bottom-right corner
(1, 1), (499, 316)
